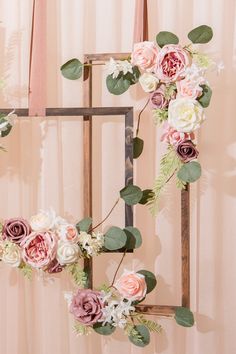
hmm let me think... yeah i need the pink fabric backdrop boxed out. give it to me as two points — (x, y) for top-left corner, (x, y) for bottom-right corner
(0, 0), (235, 354)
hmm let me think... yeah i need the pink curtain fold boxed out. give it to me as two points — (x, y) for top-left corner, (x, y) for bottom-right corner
(28, 0), (47, 116)
(133, 0), (149, 44)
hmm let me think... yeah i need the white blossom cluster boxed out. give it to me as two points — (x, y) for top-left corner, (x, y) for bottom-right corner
(107, 58), (133, 79)
(78, 231), (104, 257)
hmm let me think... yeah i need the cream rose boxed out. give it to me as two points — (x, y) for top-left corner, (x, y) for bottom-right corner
(168, 98), (205, 133)
(30, 209), (66, 231)
(131, 41), (159, 72)
(56, 241), (80, 265)
(115, 270), (147, 301)
(139, 73), (159, 93)
(1, 241), (21, 267)
(56, 224), (79, 243)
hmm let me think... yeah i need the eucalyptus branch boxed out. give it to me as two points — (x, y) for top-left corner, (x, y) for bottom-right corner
(111, 251), (126, 286)
(136, 98), (150, 136)
(89, 198), (120, 232)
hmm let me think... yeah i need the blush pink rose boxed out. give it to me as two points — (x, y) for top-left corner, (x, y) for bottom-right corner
(176, 79), (202, 99)
(21, 231), (57, 269)
(115, 271), (147, 301)
(131, 41), (158, 72)
(155, 45), (191, 83)
(161, 122), (195, 146)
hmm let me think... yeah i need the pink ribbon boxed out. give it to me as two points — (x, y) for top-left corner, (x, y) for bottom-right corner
(133, 0), (149, 44)
(28, 0), (47, 117)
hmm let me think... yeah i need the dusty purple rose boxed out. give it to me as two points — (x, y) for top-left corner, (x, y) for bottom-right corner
(2, 218), (31, 245)
(150, 84), (169, 109)
(70, 289), (104, 326)
(46, 259), (63, 273)
(176, 140), (199, 162)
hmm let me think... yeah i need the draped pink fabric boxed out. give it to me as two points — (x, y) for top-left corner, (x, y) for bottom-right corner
(133, 0), (148, 44)
(28, 0), (47, 116)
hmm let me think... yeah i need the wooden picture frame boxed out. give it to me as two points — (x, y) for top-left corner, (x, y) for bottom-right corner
(83, 53), (190, 317)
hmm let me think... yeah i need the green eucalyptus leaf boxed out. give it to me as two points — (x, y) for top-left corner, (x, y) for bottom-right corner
(133, 137), (144, 159)
(175, 307), (195, 327)
(125, 65), (141, 85)
(124, 226), (142, 249)
(198, 84), (212, 108)
(104, 226), (127, 251)
(106, 74), (130, 95)
(93, 322), (116, 335)
(139, 189), (154, 205)
(61, 58), (83, 80)
(76, 217), (92, 232)
(137, 270), (157, 294)
(128, 325), (150, 347)
(0, 123), (13, 137)
(188, 25), (213, 44)
(156, 31), (179, 48)
(120, 185), (143, 205)
(177, 161), (201, 183)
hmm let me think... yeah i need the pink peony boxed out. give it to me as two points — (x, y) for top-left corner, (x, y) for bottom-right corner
(2, 218), (31, 245)
(115, 270), (147, 301)
(176, 79), (203, 99)
(70, 289), (104, 326)
(131, 41), (159, 72)
(21, 231), (57, 269)
(161, 122), (195, 146)
(155, 45), (191, 83)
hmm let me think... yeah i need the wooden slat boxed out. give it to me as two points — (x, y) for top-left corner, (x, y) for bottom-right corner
(181, 184), (190, 308)
(84, 53), (130, 61)
(136, 304), (176, 317)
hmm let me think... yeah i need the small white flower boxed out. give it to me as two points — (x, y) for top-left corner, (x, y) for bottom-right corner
(64, 291), (73, 308)
(101, 299), (135, 329)
(139, 73), (159, 93)
(1, 241), (21, 267)
(78, 231), (104, 256)
(57, 241), (80, 265)
(107, 58), (133, 79)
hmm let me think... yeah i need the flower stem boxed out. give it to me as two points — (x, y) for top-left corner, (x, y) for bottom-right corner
(136, 98), (150, 136)
(89, 198), (120, 232)
(111, 251), (126, 286)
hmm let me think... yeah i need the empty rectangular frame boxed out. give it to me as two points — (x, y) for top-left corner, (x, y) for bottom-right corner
(83, 53), (190, 317)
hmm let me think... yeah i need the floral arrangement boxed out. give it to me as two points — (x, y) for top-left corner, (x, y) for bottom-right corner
(61, 25), (219, 213)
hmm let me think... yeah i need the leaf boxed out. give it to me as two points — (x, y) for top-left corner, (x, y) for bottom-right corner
(120, 185), (143, 205)
(93, 322), (116, 335)
(133, 137), (144, 159)
(137, 270), (157, 294)
(66, 263), (87, 287)
(61, 58), (83, 80)
(73, 322), (91, 336)
(198, 84), (212, 108)
(139, 189), (154, 205)
(177, 161), (201, 183)
(124, 226), (142, 249)
(76, 217), (92, 232)
(175, 307), (195, 327)
(104, 226), (127, 251)
(125, 66), (141, 85)
(134, 314), (162, 333)
(106, 74), (130, 95)
(128, 325), (150, 347)
(0, 124), (13, 138)
(188, 25), (213, 44)
(156, 31), (179, 47)
(19, 263), (33, 280)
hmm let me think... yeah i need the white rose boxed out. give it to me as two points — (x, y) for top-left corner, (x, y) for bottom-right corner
(2, 241), (21, 267)
(139, 73), (159, 93)
(168, 98), (205, 133)
(30, 209), (66, 231)
(56, 241), (80, 265)
(56, 224), (79, 243)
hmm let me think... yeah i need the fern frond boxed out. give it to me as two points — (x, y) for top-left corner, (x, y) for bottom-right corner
(152, 109), (168, 125)
(19, 263), (33, 280)
(66, 263), (87, 287)
(124, 322), (142, 342)
(73, 322), (91, 336)
(97, 283), (110, 293)
(135, 314), (162, 333)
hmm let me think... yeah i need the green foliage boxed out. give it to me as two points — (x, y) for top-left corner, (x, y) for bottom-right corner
(198, 84), (212, 108)
(128, 325), (150, 347)
(176, 175), (187, 190)
(125, 66), (141, 85)
(66, 263), (87, 287)
(61, 58), (83, 80)
(104, 226), (127, 251)
(106, 74), (130, 95)
(19, 263), (33, 280)
(133, 137), (144, 159)
(139, 189), (154, 205)
(120, 185), (143, 205)
(156, 31), (179, 47)
(76, 217), (92, 232)
(124, 323), (143, 341)
(188, 25), (213, 44)
(164, 83), (177, 100)
(73, 322), (91, 336)
(149, 147), (181, 214)
(97, 283), (111, 293)
(0, 114), (13, 138)
(124, 226), (142, 250)
(175, 307), (195, 327)
(134, 314), (162, 333)
(152, 109), (168, 125)
(177, 161), (201, 183)
(93, 322), (116, 335)
(137, 270), (157, 294)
